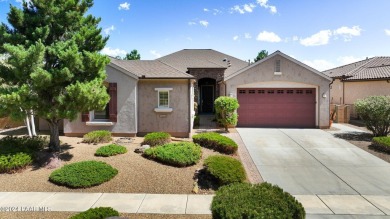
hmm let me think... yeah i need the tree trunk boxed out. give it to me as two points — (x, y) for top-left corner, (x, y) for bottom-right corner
(48, 120), (61, 152)
(30, 110), (37, 136)
(25, 114), (32, 137)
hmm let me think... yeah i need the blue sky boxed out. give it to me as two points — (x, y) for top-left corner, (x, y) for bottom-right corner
(1, 0), (390, 71)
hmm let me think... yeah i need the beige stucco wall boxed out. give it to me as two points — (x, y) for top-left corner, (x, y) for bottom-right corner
(330, 79), (344, 104)
(138, 79), (192, 137)
(225, 54), (331, 128)
(63, 65), (138, 136)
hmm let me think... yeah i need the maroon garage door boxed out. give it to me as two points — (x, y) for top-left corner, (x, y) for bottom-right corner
(237, 88), (316, 128)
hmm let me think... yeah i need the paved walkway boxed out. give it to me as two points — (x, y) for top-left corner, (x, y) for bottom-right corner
(0, 192), (213, 214)
(237, 124), (390, 218)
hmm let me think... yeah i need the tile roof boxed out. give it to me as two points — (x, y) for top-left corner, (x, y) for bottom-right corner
(108, 58), (194, 79)
(323, 57), (390, 80)
(157, 49), (249, 78)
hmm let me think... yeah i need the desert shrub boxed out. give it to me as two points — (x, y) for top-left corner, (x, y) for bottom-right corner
(192, 132), (238, 154)
(0, 152), (33, 173)
(0, 136), (47, 173)
(355, 96), (390, 137)
(372, 136), (390, 153)
(95, 144), (127, 157)
(0, 135), (47, 151)
(211, 182), (305, 219)
(214, 96), (239, 132)
(204, 155), (245, 185)
(49, 161), (118, 188)
(143, 142), (201, 167)
(69, 207), (119, 219)
(82, 130), (112, 144)
(142, 132), (171, 146)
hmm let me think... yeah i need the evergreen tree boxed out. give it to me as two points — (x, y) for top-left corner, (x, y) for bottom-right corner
(0, 0), (110, 151)
(254, 50), (268, 62)
(124, 49), (141, 60)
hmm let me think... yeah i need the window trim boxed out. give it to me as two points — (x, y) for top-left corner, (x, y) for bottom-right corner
(154, 88), (173, 112)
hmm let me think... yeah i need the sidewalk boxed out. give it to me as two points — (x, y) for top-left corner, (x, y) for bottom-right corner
(0, 192), (213, 214)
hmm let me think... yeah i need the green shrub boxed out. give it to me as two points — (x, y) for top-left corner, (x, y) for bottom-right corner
(142, 132), (171, 147)
(214, 96), (239, 132)
(355, 96), (390, 137)
(372, 136), (390, 153)
(143, 142), (201, 167)
(95, 144), (127, 157)
(211, 182), (305, 219)
(0, 135), (47, 151)
(0, 152), (33, 173)
(49, 161), (118, 188)
(69, 207), (119, 219)
(204, 155), (245, 185)
(0, 136), (47, 173)
(82, 130), (112, 144)
(192, 132), (238, 154)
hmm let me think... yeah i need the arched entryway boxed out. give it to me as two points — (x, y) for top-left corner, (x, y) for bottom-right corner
(198, 78), (216, 114)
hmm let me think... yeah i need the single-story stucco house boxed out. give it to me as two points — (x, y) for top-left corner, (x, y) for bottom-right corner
(323, 56), (390, 118)
(47, 49), (331, 137)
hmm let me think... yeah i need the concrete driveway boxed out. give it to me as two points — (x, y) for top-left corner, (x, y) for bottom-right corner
(237, 127), (390, 196)
(237, 125), (390, 216)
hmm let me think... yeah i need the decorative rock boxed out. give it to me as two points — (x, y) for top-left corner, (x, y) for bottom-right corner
(134, 144), (150, 153)
(116, 137), (133, 144)
(192, 181), (199, 194)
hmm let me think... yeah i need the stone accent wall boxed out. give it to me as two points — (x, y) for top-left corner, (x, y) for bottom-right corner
(188, 68), (225, 102)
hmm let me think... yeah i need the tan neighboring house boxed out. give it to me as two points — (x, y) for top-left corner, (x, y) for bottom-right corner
(323, 57), (390, 118)
(58, 49), (332, 137)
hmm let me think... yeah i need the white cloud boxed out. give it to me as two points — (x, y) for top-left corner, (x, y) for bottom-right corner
(118, 2), (130, 10)
(103, 25), (115, 35)
(231, 3), (256, 14)
(150, 50), (162, 58)
(244, 33), (252, 39)
(101, 47), (126, 57)
(256, 31), (281, 42)
(303, 59), (335, 71)
(300, 30), (332, 46)
(385, 29), (390, 36)
(188, 21), (197, 26)
(256, 0), (277, 14)
(199, 20), (209, 27)
(233, 35), (239, 41)
(292, 35), (299, 41)
(213, 9), (222, 15)
(337, 56), (365, 65)
(334, 26), (362, 41)
(203, 8), (209, 12)
(186, 37), (193, 41)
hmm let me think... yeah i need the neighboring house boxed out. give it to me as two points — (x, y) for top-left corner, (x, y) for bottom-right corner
(323, 57), (390, 118)
(61, 49), (331, 137)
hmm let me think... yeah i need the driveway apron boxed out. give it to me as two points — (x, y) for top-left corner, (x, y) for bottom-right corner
(236, 128), (390, 196)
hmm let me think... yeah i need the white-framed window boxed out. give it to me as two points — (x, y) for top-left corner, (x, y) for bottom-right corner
(274, 59), (282, 75)
(85, 82), (114, 126)
(154, 88), (173, 112)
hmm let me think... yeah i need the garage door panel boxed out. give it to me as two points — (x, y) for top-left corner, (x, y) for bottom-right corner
(237, 88), (315, 128)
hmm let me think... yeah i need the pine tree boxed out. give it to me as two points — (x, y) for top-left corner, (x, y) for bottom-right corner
(0, 0), (110, 151)
(124, 49), (141, 60)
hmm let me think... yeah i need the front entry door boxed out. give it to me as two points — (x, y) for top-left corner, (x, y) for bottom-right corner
(201, 85), (214, 113)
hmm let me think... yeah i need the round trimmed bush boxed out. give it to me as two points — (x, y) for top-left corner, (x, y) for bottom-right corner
(82, 130), (112, 144)
(0, 152), (33, 173)
(204, 155), (245, 185)
(70, 207), (119, 219)
(192, 132), (238, 154)
(95, 144), (127, 157)
(143, 142), (202, 167)
(49, 161), (118, 188)
(211, 182), (305, 219)
(142, 132), (171, 147)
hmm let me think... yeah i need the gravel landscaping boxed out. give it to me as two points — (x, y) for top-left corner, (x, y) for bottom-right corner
(0, 132), (226, 194)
